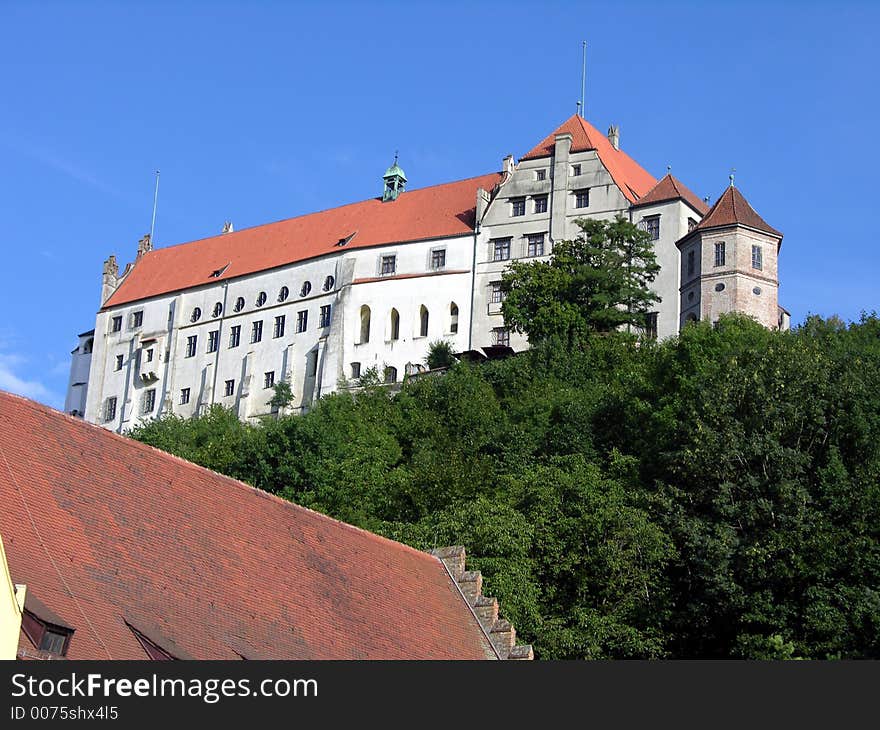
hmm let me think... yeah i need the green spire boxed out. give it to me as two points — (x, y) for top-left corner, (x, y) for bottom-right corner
(382, 151), (407, 202)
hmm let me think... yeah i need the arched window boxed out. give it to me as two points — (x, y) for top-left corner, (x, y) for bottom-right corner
(301, 281), (312, 297)
(384, 366), (398, 384)
(323, 275), (335, 291)
(278, 286), (289, 302)
(359, 305), (371, 344)
(233, 296), (245, 312)
(449, 303), (459, 334)
(390, 308), (400, 341)
(256, 291), (267, 307)
(212, 302), (223, 317)
(419, 305), (429, 337)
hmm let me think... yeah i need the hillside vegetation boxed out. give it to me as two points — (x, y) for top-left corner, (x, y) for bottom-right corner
(131, 314), (880, 659)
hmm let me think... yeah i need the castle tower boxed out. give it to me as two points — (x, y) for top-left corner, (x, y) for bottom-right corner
(676, 181), (784, 330)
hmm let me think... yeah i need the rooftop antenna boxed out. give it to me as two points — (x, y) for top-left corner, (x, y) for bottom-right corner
(580, 41), (587, 118)
(149, 169), (160, 243)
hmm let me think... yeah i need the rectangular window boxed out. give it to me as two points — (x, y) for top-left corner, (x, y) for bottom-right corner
(229, 325), (241, 348)
(142, 389), (156, 414)
(572, 164), (581, 176)
(490, 282), (506, 304)
(687, 250), (696, 276)
(493, 328), (510, 347)
(115, 354), (124, 371)
(511, 198), (526, 216)
(296, 310), (308, 333)
(185, 335), (197, 358)
(104, 396), (117, 422)
(533, 195), (548, 214)
(644, 216), (660, 240)
(752, 244), (763, 270)
(715, 241), (726, 267)
(527, 233), (545, 257)
(145, 348), (154, 363)
(207, 330), (219, 353)
(264, 371), (275, 389)
(131, 311), (144, 328)
(111, 316), (123, 333)
(381, 254), (397, 275)
(274, 315), (286, 338)
(179, 388), (190, 405)
(350, 362), (361, 380)
(224, 379), (235, 397)
(645, 312), (659, 341)
(536, 169), (546, 181)
(492, 238), (511, 261)
(574, 189), (590, 208)
(319, 304), (332, 328)
(251, 320), (263, 343)
(431, 249), (446, 270)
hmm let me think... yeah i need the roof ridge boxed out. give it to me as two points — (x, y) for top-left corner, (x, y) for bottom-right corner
(0, 390), (439, 566)
(140, 170), (500, 256)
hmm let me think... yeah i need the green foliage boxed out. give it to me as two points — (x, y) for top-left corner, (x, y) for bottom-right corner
(501, 216), (661, 344)
(425, 339), (456, 370)
(130, 313), (880, 659)
(268, 380), (294, 410)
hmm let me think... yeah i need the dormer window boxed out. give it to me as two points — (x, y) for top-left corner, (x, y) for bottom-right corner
(20, 595), (75, 658)
(126, 622), (176, 660)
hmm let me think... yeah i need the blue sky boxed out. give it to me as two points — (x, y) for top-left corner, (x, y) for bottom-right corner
(1, 1), (877, 408)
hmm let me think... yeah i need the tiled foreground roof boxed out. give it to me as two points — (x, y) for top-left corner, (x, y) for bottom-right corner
(0, 391), (531, 660)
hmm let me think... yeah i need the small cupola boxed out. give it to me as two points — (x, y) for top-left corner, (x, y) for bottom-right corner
(382, 152), (407, 202)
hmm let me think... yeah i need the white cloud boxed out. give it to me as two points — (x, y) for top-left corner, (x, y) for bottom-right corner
(0, 352), (63, 409)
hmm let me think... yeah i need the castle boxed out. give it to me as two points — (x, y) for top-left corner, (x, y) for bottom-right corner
(65, 114), (787, 430)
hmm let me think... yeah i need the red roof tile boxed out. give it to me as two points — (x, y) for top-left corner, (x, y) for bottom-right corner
(520, 115), (657, 203)
(0, 391), (496, 660)
(631, 173), (709, 215)
(693, 185), (782, 238)
(104, 172), (503, 309)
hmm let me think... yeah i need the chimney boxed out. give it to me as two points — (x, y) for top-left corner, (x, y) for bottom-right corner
(222, 221), (234, 234)
(475, 187), (491, 226)
(136, 233), (153, 259)
(607, 125), (620, 150)
(502, 154), (514, 176)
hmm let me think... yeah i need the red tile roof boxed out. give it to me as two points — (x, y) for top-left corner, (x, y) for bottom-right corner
(693, 185), (782, 238)
(520, 115), (657, 203)
(631, 173), (709, 215)
(0, 391), (497, 660)
(104, 172), (503, 310)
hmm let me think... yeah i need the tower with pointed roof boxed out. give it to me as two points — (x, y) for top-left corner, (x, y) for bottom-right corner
(382, 154), (407, 202)
(676, 180), (785, 330)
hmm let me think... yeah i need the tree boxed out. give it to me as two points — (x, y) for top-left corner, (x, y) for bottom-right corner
(501, 216), (661, 344)
(269, 380), (294, 411)
(426, 339), (456, 370)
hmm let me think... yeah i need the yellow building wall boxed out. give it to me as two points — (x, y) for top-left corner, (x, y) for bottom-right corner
(0, 534), (24, 660)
